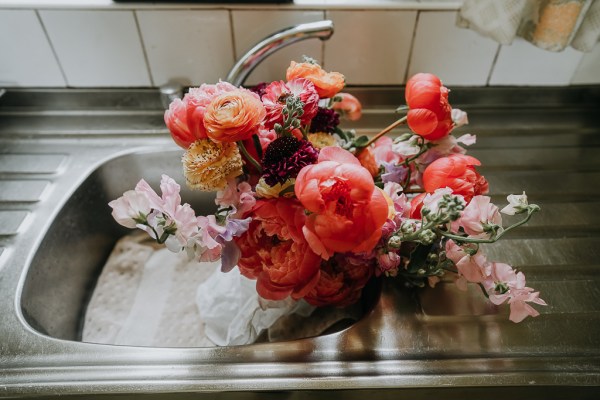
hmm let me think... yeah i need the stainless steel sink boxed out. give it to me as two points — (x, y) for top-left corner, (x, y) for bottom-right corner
(1, 87), (600, 398)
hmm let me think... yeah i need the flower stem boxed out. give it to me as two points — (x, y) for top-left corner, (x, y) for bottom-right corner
(364, 116), (408, 148)
(436, 206), (539, 244)
(238, 140), (262, 174)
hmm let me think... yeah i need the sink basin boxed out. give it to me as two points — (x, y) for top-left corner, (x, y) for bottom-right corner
(19, 149), (378, 344)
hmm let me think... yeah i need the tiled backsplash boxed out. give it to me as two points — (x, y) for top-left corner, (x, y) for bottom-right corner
(1, 2), (599, 87)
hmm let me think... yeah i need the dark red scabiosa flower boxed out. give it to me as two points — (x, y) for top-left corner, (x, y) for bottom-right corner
(309, 107), (340, 133)
(261, 136), (319, 186)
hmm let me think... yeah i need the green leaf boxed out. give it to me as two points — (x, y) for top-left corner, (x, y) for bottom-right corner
(352, 135), (370, 148)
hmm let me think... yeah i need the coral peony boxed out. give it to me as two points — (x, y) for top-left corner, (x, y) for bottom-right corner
(182, 139), (243, 191)
(422, 154), (488, 203)
(261, 78), (319, 129)
(294, 146), (389, 259)
(203, 89), (266, 142)
(234, 198), (321, 301)
(305, 255), (374, 307)
(286, 61), (345, 99)
(405, 73), (453, 141)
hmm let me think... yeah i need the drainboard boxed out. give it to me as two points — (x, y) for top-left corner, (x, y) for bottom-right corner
(1, 87), (599, 398)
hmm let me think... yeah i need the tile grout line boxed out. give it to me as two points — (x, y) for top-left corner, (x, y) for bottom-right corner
(228, 9), (238, 82)
(322, 9), (328, 68)
(35, 9), (69, 87)
(403, 10), (421, 84)
(133, 10), (155, 87)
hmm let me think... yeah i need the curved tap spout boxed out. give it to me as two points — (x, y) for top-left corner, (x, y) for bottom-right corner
(226, 20), (334, 87)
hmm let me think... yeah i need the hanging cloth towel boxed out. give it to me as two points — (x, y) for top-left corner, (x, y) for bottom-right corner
(457, 0), (600, 52)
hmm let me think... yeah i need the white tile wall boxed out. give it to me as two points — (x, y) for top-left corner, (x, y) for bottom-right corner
(0, 10), (64, 87)
(408, 11), (499, 86)
(137, 10), (233, 87)
(324, 10), (417, 85)
(232, 10), (325, 86)
(39, 10), (150, 87)
(490, 38), (585, 86)
(572, 41), (600, 85)
(0, 6), (596, 88)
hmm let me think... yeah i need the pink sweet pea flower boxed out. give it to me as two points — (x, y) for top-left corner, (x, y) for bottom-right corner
(372, 136), (401, 164)
(445, 240), (487, 284)
(332, 92), (362, 121)
(215, 180), (256, 218)
(135, 175), (198, 249)
(483, 262), (547, 323)
(453, 195), (502, 238)
(109, 190), (151, 229)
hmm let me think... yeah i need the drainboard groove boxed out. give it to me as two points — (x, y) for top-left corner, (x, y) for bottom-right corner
(0, 210), (30, 236)
(0, 180), (51, 202)
(0, 154), (67, 174)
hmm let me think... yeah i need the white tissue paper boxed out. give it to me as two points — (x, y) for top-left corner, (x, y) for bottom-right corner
(196, 267), (314, 346)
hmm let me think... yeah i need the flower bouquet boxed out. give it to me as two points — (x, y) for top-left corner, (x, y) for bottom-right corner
(110, 58), (546, 329)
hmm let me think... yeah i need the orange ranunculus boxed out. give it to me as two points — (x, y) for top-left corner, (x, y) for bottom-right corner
(305, 255), (374, 307)
(357, 146), (379, 178)
(234, 198), (321, 301)
(422, 154), (489, 203)
(332, 92), (362, 121)
(294, 146), (389, 260)
(164, 81), (238, 149)
(203, 89), (266, 142)
(286, 61), (345, 99)
(405, 73), (453, 141)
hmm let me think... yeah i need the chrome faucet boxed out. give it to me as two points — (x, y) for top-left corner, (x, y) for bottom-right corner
(226, 20), (334, 87)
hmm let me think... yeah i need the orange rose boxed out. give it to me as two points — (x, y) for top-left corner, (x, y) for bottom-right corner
(234, 198), (322, 301)
(294, 147), (389, 260)
(286, 61), (345, 99)
(203, 89), (266, 142)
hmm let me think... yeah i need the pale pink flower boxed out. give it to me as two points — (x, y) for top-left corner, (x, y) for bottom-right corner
(501, 191), (529, 215)
(422, 187), (464, 215)
(332, 92), (362, 121)
(215, 180), (256, 218)
(418, 133), (476, 165)
(445, 240), (487, 283)
(109, 190), (151, 229)
(451, 108), (469, 128)
(372, 136), (401, 164)
(454, 195), (502, 238)
(261, 78), (319, 129)
(135, 175), (198, 248)
(483, 262), (547, 323)
(383, 182), (411, 218)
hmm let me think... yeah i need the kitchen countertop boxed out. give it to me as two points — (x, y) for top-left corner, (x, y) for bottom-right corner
(0, 86), (599, 399)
